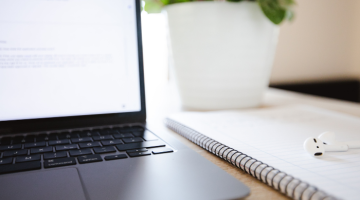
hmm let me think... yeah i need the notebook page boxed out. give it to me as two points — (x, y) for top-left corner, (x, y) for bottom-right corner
(168, 105), (360, 200)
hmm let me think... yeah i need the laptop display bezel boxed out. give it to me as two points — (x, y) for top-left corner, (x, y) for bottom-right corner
(0, 0), (146, 134)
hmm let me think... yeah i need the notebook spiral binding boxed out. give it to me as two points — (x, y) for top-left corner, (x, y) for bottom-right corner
(165, 118), (338, 200)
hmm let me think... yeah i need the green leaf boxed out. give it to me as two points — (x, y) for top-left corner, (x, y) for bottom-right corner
(226, 0), (243, 2)
(258, 0), (287, 25)
(278, 0), (296, 7)
(143, 0), (164, 13)
(142, 0), (295, 24)
(160, 0), (170, 5)
(169, 0), (195, 4)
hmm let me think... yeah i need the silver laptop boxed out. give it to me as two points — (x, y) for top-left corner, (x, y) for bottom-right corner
(0, 1), (249, 199)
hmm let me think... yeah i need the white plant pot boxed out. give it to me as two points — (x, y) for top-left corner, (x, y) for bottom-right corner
(164, 1), (279, 110)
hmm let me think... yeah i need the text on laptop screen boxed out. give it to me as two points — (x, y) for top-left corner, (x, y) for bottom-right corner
(0, 0), (141, 121)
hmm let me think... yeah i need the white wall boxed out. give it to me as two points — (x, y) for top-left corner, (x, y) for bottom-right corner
(270, 0), (360, 84)
(349, 0), (360, 78)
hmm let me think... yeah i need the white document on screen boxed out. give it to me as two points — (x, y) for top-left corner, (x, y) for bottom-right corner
(0, 0), (141, 121)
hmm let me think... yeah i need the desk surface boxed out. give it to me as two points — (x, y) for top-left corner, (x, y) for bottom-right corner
(144, 80), (360, 200)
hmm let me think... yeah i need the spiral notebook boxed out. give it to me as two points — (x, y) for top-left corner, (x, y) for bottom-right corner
(165, 105), (360, 200)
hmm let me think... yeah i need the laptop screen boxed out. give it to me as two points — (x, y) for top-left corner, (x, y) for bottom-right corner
(0, 0), (141, 122)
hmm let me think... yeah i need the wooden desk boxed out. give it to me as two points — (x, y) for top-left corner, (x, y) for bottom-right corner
(144, 77), (360, 200)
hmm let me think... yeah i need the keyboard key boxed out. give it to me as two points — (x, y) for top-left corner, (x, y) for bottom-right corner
(117, 126), (144, 133)
(69, 149), (92, 157)
(0, 161), (41, 174)
(152, 148), (174, 154)
(71, 137), (92, 143)
(16, 154), (41, 163)
(108, 130), (120, 135)
(101, 139), (123, 146)
(36, 137), (50, 142)
(30, 146), (53, 154)
(36, 133), (48, 137)
(58, 132), (78, 139)
(47, 134), (58, 140)
(80, 131), (98, 137)
(57, 132), (73, 139)
(131, 126), (145, 131)
(93, 146), (116, 154)
(114, 127), (127, 131)
(24, 141), (46, 148)
(3, 149), (28, 157)
(48, 139), (70, 146)
(43, 151), (67, 160)
(79, 142), (101, 148)
(104, 154), (127, 161)
(132, 131), (159, 141)
(99, 129), (112, 135)
(128, 152), (151, 157)
(35, 137), (46, 142)
(90, 130), (101, 136)
(19, 138), (29, 144)
(12, 136), (25, 144)
(36, 134), (49, 141)
(0, 157), (13, 165)
(78, 154), (102, 164)
(92, 135), (113, 141)
(24, 136), (35, 143)
(122, 137), (143, 144)
(70, 131), (82, 136)
(116, 141), (165, 151)
(56, 144), (78, 151)
(0, 137), (12, 145)
(126, 148), (148, 153)
(57, 135), (69, 140)
(0, 144), (22, 151)
(113, 133), (134, 139)
(69, 134), (79, 138)
(44, 157), (76, 168)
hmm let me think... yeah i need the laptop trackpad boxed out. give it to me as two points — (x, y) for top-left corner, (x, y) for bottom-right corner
(0, 168), (86, 200)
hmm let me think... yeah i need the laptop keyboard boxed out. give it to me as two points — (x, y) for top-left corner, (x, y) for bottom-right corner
(0, 126), (173, 174)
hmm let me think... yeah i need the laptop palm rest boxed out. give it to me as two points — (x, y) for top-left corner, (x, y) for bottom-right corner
(0, 168), (86, 200)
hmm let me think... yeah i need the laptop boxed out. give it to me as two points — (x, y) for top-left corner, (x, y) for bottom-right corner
(0, 0), (250, 199)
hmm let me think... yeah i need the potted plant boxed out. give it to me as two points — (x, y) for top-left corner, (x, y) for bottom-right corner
(143, 0), (295, 110)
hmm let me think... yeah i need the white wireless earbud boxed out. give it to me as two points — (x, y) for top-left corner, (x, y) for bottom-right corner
(318, 132), (360, 148)
(318, 131), (336, 144)
(303, 137), (348, 156)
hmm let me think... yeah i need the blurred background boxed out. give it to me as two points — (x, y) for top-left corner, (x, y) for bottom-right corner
(141, 0), (360, 103)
